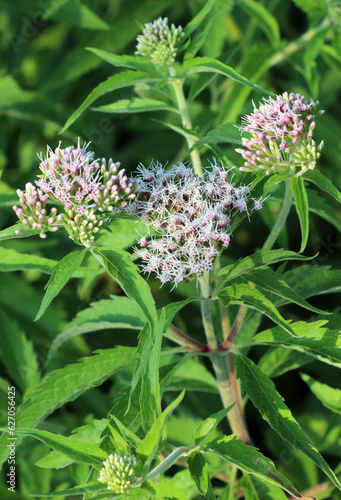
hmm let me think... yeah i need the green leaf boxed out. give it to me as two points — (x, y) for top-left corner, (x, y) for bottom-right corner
(258, 347), (312, 379)
(307, 188), (341, 232)
(217, 249), (313, 281)
(195, 405), (235, 445)
(30, 482), (105, 497)
(283, 264), (341, 300)
(301, 373), (341, 415)
(142, 479), (189, 500)
(35, 250), (87, 321)
(183, 57), (269, 94)
(0, 308), (40, 392)
(204, 435), (298, 495)
(94, 97), (178, 114)
(61, 71), (159, 132)
(136, 391), (184, 468)
(46, 296), (145, 362)
(0, 223), (40, 241)
(251, 320), (341, 369)
(162, 356), (218, 394)
(235, 354), (341, 490)
(304, 170), (341, 204)
(240, 0), (280, 45)
(243, 267), (327, 314)
(189, 123), (244, 154)
(92, 247), (157, 331)
(0, 347), (135, 467)
(290, 176), (309, 252)
(218, 284), (295, 336)
(188, 452), (215, 500)
(183, 0), (219, 38)
(8, 428), (107, 467)
(86, 47), (165, 76)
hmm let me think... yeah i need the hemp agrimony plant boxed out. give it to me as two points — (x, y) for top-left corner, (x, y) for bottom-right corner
(1, 4), (341, 500)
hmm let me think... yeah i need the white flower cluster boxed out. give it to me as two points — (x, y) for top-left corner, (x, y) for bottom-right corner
(129, 162), (262, 286)
(98, 454), (139, 494)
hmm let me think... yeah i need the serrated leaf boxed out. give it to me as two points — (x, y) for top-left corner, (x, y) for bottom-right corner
(183, 0), (219, 38)
(92, 247), (157, 331)
(305, 188), (341, 232)
(188, 452), (215, 500)
(61, 71), (159, 132)
(183, 57), (269, 94)
(240, 0), (280, 45)
(195, 405), (235, 445)
(35, 250), (87, 321)
(0, 346), (136, 467)
(283, 264), (341, 300)
(136, 391), (184, 468)
(30, 482), (105, 497)
(250, 321), (341, 369)
(235, 354), (341, 490)
(142, 479), (189, 500)
(86, 47), (165, 76)
(218, 283), (295, 336)
(8, 428), (107, 467)
(301, 373), (341, 415)
(94, 97), (178, 114)
(46, 296), (145, 362)
(258, 347), (312, 379)
(0, 308), (40, 392)
(0, 223), (40, 241)
(217, 249), (313, 281)
(290, 176), (309, 252)
(204, 434), (298, 495)
(243, 267), (327, 314)
(304, 170), (341, 204)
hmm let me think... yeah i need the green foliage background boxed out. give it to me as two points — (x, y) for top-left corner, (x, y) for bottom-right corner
(0, 0), (341, 498)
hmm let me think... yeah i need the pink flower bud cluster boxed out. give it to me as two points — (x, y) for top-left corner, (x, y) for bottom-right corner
(13, 140), (136, 244)
(129, 162), (262, 286)
(236, 92), (323, 174)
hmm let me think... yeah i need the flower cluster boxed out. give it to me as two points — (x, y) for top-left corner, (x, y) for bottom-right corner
(135, 17), (185, 66)
(98, 454), (140, 494)
(13, 140), (135, 244)
(129, 162), (262, 286)
(236, 92), (323, 175)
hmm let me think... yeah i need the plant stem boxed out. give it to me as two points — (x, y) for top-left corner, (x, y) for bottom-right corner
(221, 178), (293, 350)
(166, 324), (209, 352)
(146, 446), (195, 480)
(200, 273), (218, 351)
(210, 352), (251, 443)
(227, 465), (238, 500)
(262, 178), (293, 252)
(169, 66), (202, 176)
(200, 274), (250, 443)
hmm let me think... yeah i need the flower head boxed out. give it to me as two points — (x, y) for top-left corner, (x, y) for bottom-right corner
(135, 17), (185, 66)
(98, 454), (139, 494)
(13, 140), (136, 244)
(129, 162), (262, 287)
(236, 92), (323, 175)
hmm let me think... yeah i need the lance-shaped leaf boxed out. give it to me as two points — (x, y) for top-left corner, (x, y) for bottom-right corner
(217, 249), (313, 281)
(242, 267), (327, 314)
(218, 284), (295, 336)
(92, 247), (157, 331)
(183, 57), (269, 93)
(203, 434), (298, 496)
(188, 452), (215, 500)
(240, 0), (280, 45)
(61, 71), (160, 132)
(183, 0), (219, 38)
(291, 176), (309, 252)
(0, 223), (40, 241)
(301, 373), (341, 415)
(235, 354), (341, 490)
(251, 321), (341, 369)
(29, 482), (105, 497)
(94, 97), (178, 115)
(86, 48), (166, 76)
(195, 404), (235, 445)
(6, 428), (107, 467)
(46, 296), (145, 362)
(136, 391), (184, 469)
(0, 346), (136, 467)
(304, 170), (341, 204)
(35, 249), (87, 321)
(141, 479), (189, 500)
